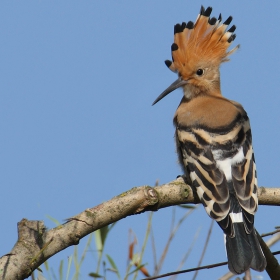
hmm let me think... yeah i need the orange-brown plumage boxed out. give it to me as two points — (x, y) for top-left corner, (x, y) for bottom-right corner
(153, 5), (266, 274)
(175, 95), (242, 129)
(167, 6), (239, 82)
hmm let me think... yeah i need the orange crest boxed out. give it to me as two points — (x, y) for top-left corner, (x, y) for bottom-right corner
(166, 6), (239, 77)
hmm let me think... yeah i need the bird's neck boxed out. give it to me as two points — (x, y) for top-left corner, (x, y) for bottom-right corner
(183, 81), (222, 100)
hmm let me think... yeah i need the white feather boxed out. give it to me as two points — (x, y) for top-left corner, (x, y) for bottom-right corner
(229, 212), (243, 223)
(213, 147), (244, 181)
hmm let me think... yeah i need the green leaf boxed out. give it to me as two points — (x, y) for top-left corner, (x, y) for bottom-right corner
(100, 226), (109, 246)
(94, 229), (103, 257)
(66, 255), (72, 280)
(127, 264), (146, 276)
(106, 254), (121, 279)
(88, 272), (103, 278)
(94, 223), (117, 259)
(44, 261), (49, 270)
(59, 260), (63, 280)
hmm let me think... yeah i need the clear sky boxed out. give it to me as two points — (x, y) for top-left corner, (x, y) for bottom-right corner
(0, 1), (279, 279)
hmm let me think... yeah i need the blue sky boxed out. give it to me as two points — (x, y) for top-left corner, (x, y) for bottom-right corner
(0, 1), (279, 279)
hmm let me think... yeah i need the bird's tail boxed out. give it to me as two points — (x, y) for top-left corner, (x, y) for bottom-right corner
(225, 223), (266, 274)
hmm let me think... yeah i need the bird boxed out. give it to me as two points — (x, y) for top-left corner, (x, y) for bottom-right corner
(152, 6), (267, 274)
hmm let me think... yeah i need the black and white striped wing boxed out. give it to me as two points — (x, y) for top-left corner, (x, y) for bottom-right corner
(176, 126), (231, 222)
(176, 120), (258, 234)
(232, 133), (258, 211)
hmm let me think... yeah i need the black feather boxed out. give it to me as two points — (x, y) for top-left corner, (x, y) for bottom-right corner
(171, 43), (178, 51)
(247, 230), (267, 272)
(226, 224), (266, 274)
(228, 34), (236, 43)
(174, 23), (182, 34)
(226, 223), (253, 274)
(165, 60), (172, 68)
(208, 17), (217, 25)
(203, 7), (212, 17)
(228, 25), (236, 33)
(200, 5), (205, 15)
(181, 22), (187, 30)
(224, 16), (233, 26)
(186, 21), (194, 29)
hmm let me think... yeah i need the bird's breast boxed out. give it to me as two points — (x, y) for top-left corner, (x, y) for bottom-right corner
(174, 95), (243, 130)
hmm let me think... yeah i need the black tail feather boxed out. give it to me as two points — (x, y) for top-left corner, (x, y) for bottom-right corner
(247, 229), (267, 271)
(226, 223), (266, 274)
(226, 223), (253, 274)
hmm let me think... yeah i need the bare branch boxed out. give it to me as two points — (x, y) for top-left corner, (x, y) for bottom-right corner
(261, 229), (280, 238)
(256, 231), (280, 280)
(0, 177), (279, 279)
(154, 208), (195, 276)
(143, 250), (280, 280)
(192, 220), (214, 280)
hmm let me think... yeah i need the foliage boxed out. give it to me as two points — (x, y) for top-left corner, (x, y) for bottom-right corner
(31, 205), (198, 280)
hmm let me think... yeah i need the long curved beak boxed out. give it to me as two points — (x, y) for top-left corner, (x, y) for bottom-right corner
(152, 78), (188, 106)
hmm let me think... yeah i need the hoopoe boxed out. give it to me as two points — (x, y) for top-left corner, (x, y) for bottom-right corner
(153, 6), (266, 274)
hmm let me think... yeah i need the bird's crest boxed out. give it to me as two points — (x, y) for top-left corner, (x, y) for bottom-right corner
(166, 6), (239, 75)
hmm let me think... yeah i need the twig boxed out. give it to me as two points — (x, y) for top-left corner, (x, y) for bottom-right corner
(143, 260), (228, 280)
(266, 233), (280, 248)
(261, 229), (280, 237)
(192, 220), (214, 280)
(154, 208), (195, 275)
(169, 227), (201, 280)
(133, 213), (153, 280)
(244, 269), (251, 280)
(150, 226), (158, 274)
(142, 250), (280, 280)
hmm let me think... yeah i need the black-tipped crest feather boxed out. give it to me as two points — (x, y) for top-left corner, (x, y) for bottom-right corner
(228, 34), (236, 43)
(171, 43), (178, 51)
(208, 17), (217, 25)
(164, 6), (239, 79)
(174, 24), (182, 34)
(186, 21), (194, 29)
(224, 16), (233, 25)
(165, 60), (172, 68)
(200, 5), (205, 15)
(228, 25), (236, 33)
(203, 7), (212, 17)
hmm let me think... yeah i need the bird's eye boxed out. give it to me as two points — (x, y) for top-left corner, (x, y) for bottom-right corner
(196, 69), (204, 76)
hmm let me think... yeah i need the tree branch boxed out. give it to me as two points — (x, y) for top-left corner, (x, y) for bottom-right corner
(256, 231), (280, 280)
(0, 177), (279, 280)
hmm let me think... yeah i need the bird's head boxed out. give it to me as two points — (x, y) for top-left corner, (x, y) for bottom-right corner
(153, 6), (239, 105)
